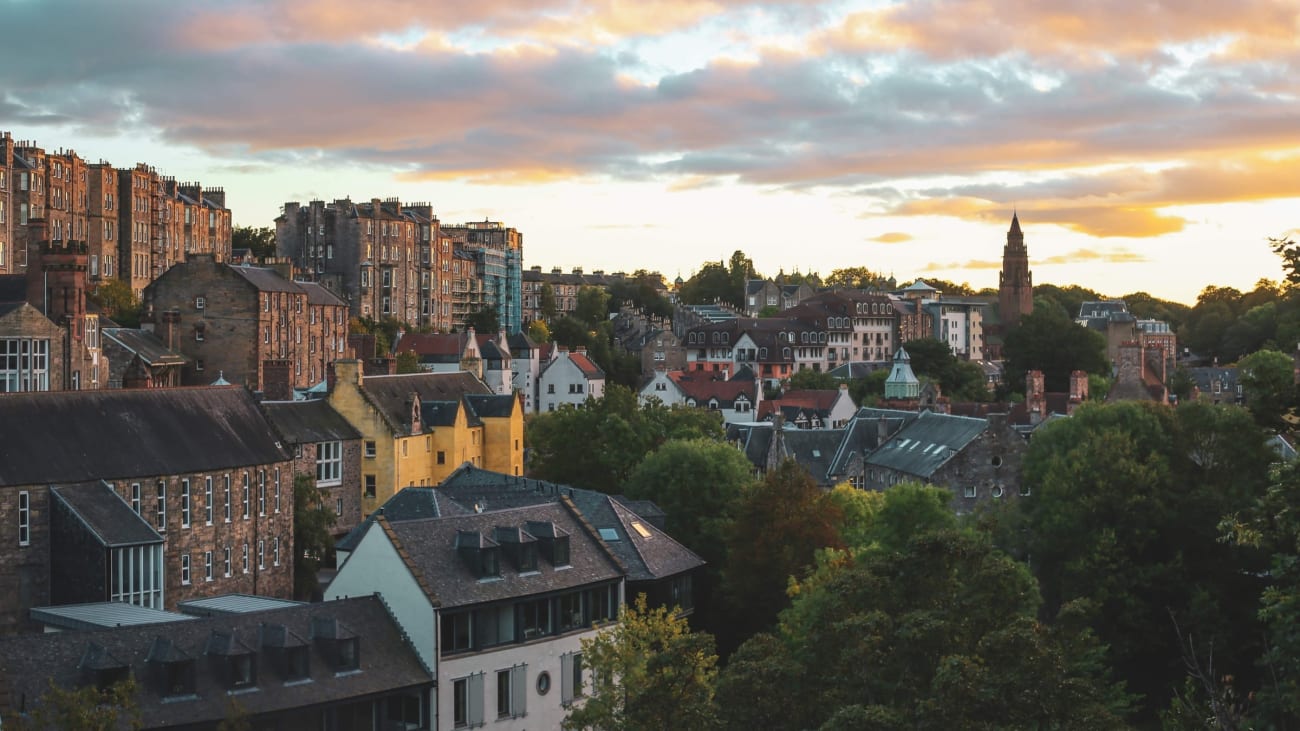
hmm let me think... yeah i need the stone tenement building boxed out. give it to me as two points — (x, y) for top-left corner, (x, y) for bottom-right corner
(276, 198), (524, 334)
(0, 131), (231, 295)
(144, 255), (349, 396)
(0, 387), (294, 635)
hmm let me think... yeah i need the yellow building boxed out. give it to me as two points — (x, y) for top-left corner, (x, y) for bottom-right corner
(328, 360), (524, 517)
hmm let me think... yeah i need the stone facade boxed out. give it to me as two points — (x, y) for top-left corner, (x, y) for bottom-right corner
(144, 255), (349, 393)
(293, 439), (364, 541)
(998, 213), (1034, 330)
(0, 302), (66, 392)
(926, 414), (1029, 511)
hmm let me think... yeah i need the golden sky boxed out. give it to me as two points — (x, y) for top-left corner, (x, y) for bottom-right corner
(4, 0), (1298, 303)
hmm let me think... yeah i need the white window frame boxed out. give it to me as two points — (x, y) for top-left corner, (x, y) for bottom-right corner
(316, 441), (342, 486)
(180, 554), (191, 586)
(204, 477), (213, 525)
(204, 551), (213, 582)
(18, 491), (30, 547)
(180, 479), (191, 528)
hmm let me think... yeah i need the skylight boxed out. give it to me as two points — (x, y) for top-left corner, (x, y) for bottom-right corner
(630, 521), (652, 539)
(598, 528), (620, 541)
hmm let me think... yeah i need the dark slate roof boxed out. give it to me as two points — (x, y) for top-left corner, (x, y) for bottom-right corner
(335, 486), (473, 553)
(865, 411), (988, 478)
(827, 413), (890, 477)
(780, 429), (847, 485)
(101, 328), (187, 366)
(0, 275), (27, 303)
(229, 265), (301, 293)
(435, 466), (703, 584)
(51, 481), (163, 548)
(359, 372), (492, 433)
(507, 332), (537, 354)
(0, 596), (431, 729)
(385, 501), (624, 608)
(260, 400), (360, 444)
(727, 422), (774, 469)
(421, 400), (470, 428)
(466, 393), (518, 419)
(298, 281), (347, 307)
(0, 387), (290, 485)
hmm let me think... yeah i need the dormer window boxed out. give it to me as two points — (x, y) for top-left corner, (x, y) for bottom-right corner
(456, 531), (501, 579)
(206, 630), (257, 691)
(148, 637), (196, 699)
(80, 642), (130, 691)
(312, 616), (361, 673)
(261, 623), (311, 682)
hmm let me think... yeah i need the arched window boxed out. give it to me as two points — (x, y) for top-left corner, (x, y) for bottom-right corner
(783, 347), (792, 359)
(722, 332), (729, 344)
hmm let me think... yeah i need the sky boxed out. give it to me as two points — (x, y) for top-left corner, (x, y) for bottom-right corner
(2, 0), (1298, 305)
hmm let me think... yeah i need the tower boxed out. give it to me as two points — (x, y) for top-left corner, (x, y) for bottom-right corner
(998, 213), (1033, 329)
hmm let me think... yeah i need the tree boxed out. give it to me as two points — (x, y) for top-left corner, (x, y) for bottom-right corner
(756, 305), (780, 318)
(824, 483), (884, 548)
(15, 677), (142, 731)
(293, 473), (337, 600)
(1002, 305), (1108, 394)
(464, 305), (500, 335)
(232, 225), (276, 259)
(1270, 235), (1300, 288)
(1237, 348), (1295, 428)
(785, 368), (838, 391)
(394, 350), (422, 374)
(549, 315), (592, 349)
(1014, 401), (1275, 722)
(575, 286), (611, 328)
(717, 529), (1131, 731)
(526, 319), (549, 345)
(720, 460), (843, 646)
(563, 595), (720, 731)
(825, 266), (889, 290)
(89, 278), (141, 327)
(894, 338), (989, 401)
(539, 283), (558, 321)
(1168, 366), (1197, 403)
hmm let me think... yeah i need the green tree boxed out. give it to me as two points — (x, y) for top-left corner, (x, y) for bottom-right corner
(232, 225), (276, 259)
(1237, 348), (1295, 428)
(720, 460), (843, 646)
(394, 350), (422, 374)
(825, 266), (888, 290)
(526, 319), (549, 345)
(824, 482), (885, 548)
(564, 595), (720, 731)
(575, 286), (611, 328)
(549, 315), (592, 349)
(785, 368), (839, 391)
(1270, 235), (1300, 287)
(1002, 305), (1109, 394)
(293, 473), (337, 600)
(756, 305), (780, 318)
(1015, 401), (1275, 722)
(1167, 366), (1197, 403)
(718, 528), (1131, 731)
(679, 261), (738, 308)
(89, 278), (141, 328)
(895, 338), (989, 401)
(464, 305), (500, 335)
(16, 677), (142, 731)
(539, 283), (558, 321)
(848, 369), (888, 406)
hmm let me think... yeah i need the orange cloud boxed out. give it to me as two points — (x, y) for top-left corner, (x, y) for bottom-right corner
(871, 232), (913, 243)
(920, 259), (1002, 272)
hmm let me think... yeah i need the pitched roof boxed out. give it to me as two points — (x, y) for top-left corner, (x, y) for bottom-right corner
(0, 387), (290, 485)
(358, 371), (492, 432)
(229, 265), (301, 293)
(0, 596), (431, 729)
(297, 281), (347, 307)
(260, 399), (361, 444)
(865, 411), (988, 478)
(779, 429), (848, 485)
(51, 481), (163, 547)
(395, 333), (468, 359)
(335, 486), (473, 553)
(101, 328), (187, 366)
(668, 373), (757, 406)
(0, 275), (28, 303)
(567, 351), (605, 379)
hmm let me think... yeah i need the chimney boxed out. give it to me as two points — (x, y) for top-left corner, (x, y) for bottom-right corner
(262, 359), (294, 402)
(1026, 370), (1046, 424)
(332, 359), (363, 390)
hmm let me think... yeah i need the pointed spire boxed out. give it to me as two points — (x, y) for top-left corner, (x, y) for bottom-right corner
(1009, 210), (1022, 235)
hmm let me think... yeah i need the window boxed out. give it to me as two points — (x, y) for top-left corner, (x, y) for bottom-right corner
(204, 477), (213, 525)
(258, 471), (266, 515)
(964, 485), (977, 498)
(497, 665), (527, 719)
(0, 337), (51, 392)
(204, 551), (213, 581)
(258, 539), (265, 569)
(364, 475), (376, 498)
(562, 652), (584, 705)
(274, 468), (281, 513)
(180, 554), (191, 585)
(18, 491), (29, 546)
(242, 543), (249, 573)
(442, 611), (473, 654)
(242, 473), (250, 519)
(223, 475), (232, 522)
(224, 546), (232, 577)
(437, 450), (446, 465)
(314, 441), (343, 485)
(273, 536), (280, 566)
(156, 481), (167, 531)
(453, 673), (484, 728)
(365, 440), (376, 458)
(180, 479), (191, 528)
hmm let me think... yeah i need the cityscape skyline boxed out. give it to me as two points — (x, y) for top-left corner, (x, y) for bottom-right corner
(3, 1), (1298, 304)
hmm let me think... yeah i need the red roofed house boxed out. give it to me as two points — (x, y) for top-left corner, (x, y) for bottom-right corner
(639, 369), (761, 425)
(759, 384), (858, 429)
(394, 327), (513, 395)
(538, 346), (605, 412)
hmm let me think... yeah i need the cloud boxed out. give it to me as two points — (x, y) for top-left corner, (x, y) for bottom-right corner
(920, 259), (1002, 272)
(1036, 247), (1150, 265)
(870, 232), (913, 243)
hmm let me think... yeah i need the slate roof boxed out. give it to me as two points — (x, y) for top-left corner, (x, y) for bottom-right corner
(260, 399), (360, 444)
(465, 393), (518, 418)
(0, 387), (290, 486)
(51, 481), (163, 548)
(669, 373), (757, 406)
(335, 486), (473, 553)
(297, 281), (347, 307)
(433, 466), (703, 585)
(31, 602), (195, 632)
(507, 332), (537, 355)
(358, 371), (492, 433)
(395, 333), (467, 360)
(780, 429), (848, 485)
(101, 328), (187, 366)
(384, 501), (624, 609)
(865, 411), (988, 478)
(0, 596), (431, 729)
(229, 265), (301, 293)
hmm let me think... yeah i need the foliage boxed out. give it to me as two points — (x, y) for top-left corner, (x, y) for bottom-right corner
(756, 305), (780, 318)
(848, 369), (888, 405)
(15, 677), (142, 731)
(539, 283), (558, 321)
(526, 319), (549, 344)
(785, 368), (839, 391)
(720, 461), (844, 645)
(563, 595), (720, 731)
(1122, 291), (1191, 333)
(1178, 276), (1300, 363)
(394, 350), (422, 374)
(1270, 236), (1300, 288)
(678, 251), (754, 309)
(526, 386), (726, 491)
(1002, 305), (1109, 394)
(549, 315), (592, 349)
(575, 286), (611, 328)
(824, 483), (885, 548)
(1013, 401), (1275, 722)
(899, 338), (990, 401)
(1035, 283), (1104, 321)
(824, 266), (891, 290)
(216, 698), (252, 731)
(89, 278), (141, 328)
(231, 225), (276, 259)
(350, 315), (410, 355)
(607, 270), (672, 319)
(1167, 367), (1197, 403)
(1236, 348), (1296, 428)
(718, 528), (1132, 731)
(464, 305), (500, 334)
(293, 473), (337, 600)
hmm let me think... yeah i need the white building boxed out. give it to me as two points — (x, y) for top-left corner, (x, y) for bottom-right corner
(538, 346), (605, 412)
